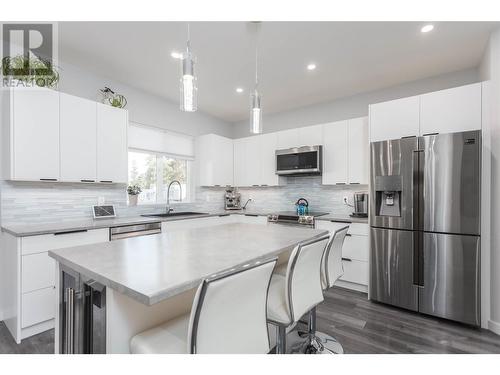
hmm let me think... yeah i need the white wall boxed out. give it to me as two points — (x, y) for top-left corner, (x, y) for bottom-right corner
(480, 27), (500, 335)
(57, 61), (233, 138)
(232, 68), (480, 138)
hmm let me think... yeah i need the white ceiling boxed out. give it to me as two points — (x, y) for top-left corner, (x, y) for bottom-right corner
(59, 21), (499, 123)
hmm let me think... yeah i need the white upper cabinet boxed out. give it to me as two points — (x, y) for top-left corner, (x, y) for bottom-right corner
(322, 120), (349, 185)
(420, 83), (481, 135)
(297, 124), (323, 146)
(276, 125), (323, 149)
(60, 93), (97, 182)
(3, 88), (128, 184)
(96, 103), (128, 183)
(369, 84), (482, 143)
(233, 138), (246, 187)
(276, 129), (299, 149)
(260, 132), (279, 186)
(196, 134), (233, 186)
(348, 117), (369, 184)
(234, 134), (279, 187)
(10, 88), (60, 181)
(245, 136), (262, 187)
(233, 136), (261, 187)
(369, 95), (420, 142)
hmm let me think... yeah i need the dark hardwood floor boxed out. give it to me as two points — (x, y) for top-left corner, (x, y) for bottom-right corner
(1, 287), (500, 354)
(317, 287), (500, 354)
(0, 322), (54, 354)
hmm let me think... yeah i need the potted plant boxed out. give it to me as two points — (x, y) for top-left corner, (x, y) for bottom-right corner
(1, 55), (60, 89)
(127, 185), (142, 206)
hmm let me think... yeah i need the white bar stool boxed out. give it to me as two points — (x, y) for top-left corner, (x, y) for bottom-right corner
(130, 258), (277, 354)
(266, 235), (330, 354)
(299, 225), (349, 354)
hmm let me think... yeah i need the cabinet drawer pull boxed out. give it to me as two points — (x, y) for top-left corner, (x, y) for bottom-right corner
(245, 214), (258, 217)
(350, 182), (360, 185)
(99, 180), (113, 183)
(342, 257), (352, 262)
(261, 184), (268, 186)
(422, 132), (439, 137)
(40, 178), (57, 182)
(80, 179), (95, 183)
(335, 182), (346, 185)
(54, 229), (88, 236)
(252, 184), (259, 187)
(401, 135), (417, 139)
(345, 233), (352, 237)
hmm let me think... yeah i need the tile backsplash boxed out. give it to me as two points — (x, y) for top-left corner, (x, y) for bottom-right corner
(0, 177), (368, 225)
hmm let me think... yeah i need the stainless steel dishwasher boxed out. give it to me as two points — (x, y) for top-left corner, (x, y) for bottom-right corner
(109, 222), (161, 240)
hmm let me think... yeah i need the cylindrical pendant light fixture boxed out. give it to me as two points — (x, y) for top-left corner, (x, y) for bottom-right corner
(250, 90), (262, 134)
(180, 23), (197, 112)
(249, 24), (262, 134)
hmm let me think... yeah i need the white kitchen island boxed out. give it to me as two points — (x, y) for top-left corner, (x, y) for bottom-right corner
(48, 223), (327, 354)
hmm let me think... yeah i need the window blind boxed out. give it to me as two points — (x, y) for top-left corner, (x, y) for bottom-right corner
(128, 122), (194, 159)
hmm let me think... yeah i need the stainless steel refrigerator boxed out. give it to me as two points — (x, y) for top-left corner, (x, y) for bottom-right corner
(369, 130), (481, 326)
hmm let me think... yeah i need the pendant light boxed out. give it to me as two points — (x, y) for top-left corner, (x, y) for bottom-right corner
(250, 26), (262, 134)
(180, 23), (197, 112)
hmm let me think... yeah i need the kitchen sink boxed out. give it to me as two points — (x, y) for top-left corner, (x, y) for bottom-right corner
(141, 212), (209, 218)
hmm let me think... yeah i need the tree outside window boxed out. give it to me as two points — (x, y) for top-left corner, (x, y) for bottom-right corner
(128, 151), (189, 204)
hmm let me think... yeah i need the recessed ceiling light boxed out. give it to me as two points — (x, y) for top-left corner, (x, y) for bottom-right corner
(307, 63), (316, 71)
(236, 87), (244, 93)
(171, 51), (182, 59)
(421, 24), (434, 33)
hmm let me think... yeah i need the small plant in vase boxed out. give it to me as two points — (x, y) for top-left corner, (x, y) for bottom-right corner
(127, 185), (142, 206)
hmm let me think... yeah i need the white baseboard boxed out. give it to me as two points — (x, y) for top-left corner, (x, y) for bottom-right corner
(335, 280), (368, 293)
(488, 320), (500, 335)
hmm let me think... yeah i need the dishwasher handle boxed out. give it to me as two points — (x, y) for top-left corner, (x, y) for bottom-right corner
(110, 228), (161, 240)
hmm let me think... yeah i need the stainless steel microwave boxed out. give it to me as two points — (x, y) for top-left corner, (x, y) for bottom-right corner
(275, 145), (323, 176)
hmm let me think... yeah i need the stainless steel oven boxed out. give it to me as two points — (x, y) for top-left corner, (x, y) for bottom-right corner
(275, 145), (322, 176)
(267, 211), (328, 228)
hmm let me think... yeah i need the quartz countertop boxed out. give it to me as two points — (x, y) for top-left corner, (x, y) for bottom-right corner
(1, 209), (367, 237)
(48, 223), (328, 305)
(316, 214), (368, 224)
(0, 210), (273, 237)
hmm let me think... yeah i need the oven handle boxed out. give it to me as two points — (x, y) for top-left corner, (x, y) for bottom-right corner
(267, 221), (314, 228)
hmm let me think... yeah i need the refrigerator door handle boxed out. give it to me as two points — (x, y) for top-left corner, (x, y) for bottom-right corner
(412, 150), (422, 230)
(413, 233), (419, 286)
(412, 231), (424, 287)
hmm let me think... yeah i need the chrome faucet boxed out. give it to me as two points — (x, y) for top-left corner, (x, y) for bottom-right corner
(166, 180), (182, 214)
(242, 198), (253, 210)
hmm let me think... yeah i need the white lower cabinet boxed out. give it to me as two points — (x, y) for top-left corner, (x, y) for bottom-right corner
(315, 220), (369, 292)
(340, 259), (368, 286)
(21, 288), (56, 329)
(1, 228), (109, 343)
(342, 235), (369, 262)
(22, 252), (55, 293)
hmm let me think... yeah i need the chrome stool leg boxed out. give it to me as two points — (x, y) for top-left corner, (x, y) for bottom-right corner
(275, 325), (287, 354)
(298, 307), (344, 354)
